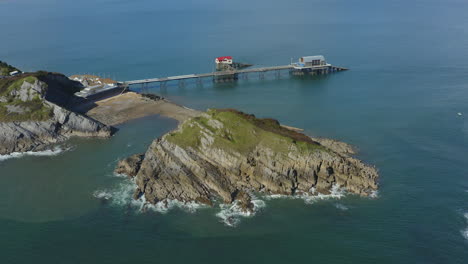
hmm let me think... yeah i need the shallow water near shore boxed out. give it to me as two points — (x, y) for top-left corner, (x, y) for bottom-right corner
(1, 0), (468, 263)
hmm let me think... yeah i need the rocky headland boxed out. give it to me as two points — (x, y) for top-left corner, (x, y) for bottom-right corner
(0, 67), (112, 155)
(116, 109), (379, 212)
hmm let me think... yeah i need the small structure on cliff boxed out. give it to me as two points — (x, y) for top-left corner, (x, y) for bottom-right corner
(9, 70), (20, 76)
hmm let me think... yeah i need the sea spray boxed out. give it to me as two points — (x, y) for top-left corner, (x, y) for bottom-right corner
(216, 194), (266, 227)
(265, 184), (346, 204)
(94, 182), (359, 226)
(303, 184), (346, 204)
(370, 190), (379, 198)
(334, 203), (349, 211)
(93, 178), (208, 214)
(0, 146), (72, 162)
(462, 213), (468, 241)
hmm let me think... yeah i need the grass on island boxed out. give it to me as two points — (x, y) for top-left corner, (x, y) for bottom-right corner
(166, 109), (326, 155)
(0, 98), (53, 122)
(0, 75), (53, 122)
(0, 76), (38, 97)
(0, 62), (81, 122)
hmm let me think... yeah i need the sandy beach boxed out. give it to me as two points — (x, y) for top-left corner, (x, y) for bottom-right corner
(85, 92), (201, 126)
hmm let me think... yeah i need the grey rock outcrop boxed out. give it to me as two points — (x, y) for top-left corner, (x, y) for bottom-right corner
(10, 79), (46, 102)
(115, 154), (144, 178)
(0, 73), (112, 155)
(0, 102), (112, 155)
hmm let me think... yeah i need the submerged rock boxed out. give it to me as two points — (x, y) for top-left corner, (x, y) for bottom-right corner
(115, 154), (144, 178)
(117, 109), (379, 208)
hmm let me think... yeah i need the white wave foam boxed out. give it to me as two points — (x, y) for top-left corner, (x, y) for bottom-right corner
(303, 185), (346, 204)
(265, 184), (346, 204)
(94, 180), (142, 207)
(146, 199), (207, 214)
(0, 146), (71, 162)
(334, 203), (349, 211)
(462, 213), (468, 241)
(93, 179), (207, 214)
(93, 182), (356, 227)
(112, 172), (128, 178)
(216, 195), (266, 227)
(93, 190), (112, 200)
(265, 193), (290, 200)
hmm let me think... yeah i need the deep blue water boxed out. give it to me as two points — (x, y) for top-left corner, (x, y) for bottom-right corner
(1, 0), (468, 263)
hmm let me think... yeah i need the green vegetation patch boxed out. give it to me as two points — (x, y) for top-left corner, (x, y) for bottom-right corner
(0, 98), (53, 122)
(0, 76), (38, 98)
(0, 74), (54, 122)
(166, 109), (325, 156)
(0, 76), (39, 100)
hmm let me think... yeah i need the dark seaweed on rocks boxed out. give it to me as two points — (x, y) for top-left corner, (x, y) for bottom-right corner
(141, 93), (163, 101)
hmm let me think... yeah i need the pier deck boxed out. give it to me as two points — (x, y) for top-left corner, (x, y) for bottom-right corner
(122, 65), (347, 86)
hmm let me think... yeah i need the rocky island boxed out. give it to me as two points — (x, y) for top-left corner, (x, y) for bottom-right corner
(116, 109), (379, 212)
(0, 62), (112, 155)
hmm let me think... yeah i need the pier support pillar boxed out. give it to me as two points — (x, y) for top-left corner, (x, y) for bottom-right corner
(179, 80), (186, 88)
(160, 81), (167, 91)
(141, 82), (149, 93)
(275, 70), (281, 79)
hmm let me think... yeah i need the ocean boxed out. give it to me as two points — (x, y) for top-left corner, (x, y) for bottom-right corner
(1, 0), (467, 263)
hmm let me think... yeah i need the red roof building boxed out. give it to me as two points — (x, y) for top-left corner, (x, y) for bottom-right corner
(215, 56), (233, 64)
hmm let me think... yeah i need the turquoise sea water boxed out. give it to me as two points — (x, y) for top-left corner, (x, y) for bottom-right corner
(1, 0), (468, 263)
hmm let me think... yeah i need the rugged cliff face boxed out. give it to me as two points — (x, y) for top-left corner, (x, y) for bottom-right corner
(117, 109), (378, 212)
(0, 71), (112, 155)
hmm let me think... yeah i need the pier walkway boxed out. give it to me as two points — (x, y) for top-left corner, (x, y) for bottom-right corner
(121, 64), (347, 86)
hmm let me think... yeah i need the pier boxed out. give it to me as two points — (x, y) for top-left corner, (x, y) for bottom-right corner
(120, 64), (348, 87)
(73, 56), (348, 98)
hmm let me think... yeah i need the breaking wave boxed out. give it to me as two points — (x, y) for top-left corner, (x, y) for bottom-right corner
(334, 203), (349, 211)
(462, 213), (468, 241)
(370, 190), (379, 198)
(265, 184), (346, 204)
(94, 182), (367, 227)
(0, 146), (71, 162)
(216, 194), (266, 227)
(112, 172), (128, 178)
(93, 179), (207, 214)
